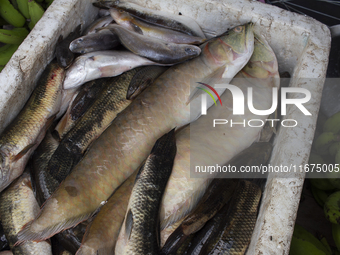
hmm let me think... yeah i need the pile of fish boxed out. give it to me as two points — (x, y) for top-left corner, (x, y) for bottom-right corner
(0, 1), (281, 254)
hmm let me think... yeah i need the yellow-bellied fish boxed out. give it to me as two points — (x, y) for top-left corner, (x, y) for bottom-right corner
(0, 60), (64, 192)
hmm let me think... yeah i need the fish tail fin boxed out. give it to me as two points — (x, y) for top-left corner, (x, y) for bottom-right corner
(16, 212), (94, 244)
(161, 226), (185, 254)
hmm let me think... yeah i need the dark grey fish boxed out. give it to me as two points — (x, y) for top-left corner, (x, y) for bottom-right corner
(118, 129), (177, 254)
(107, 25), (201, 64)
(56, 25), (82, 68)
(83, 15), (114, 35)
(70, 29), (120, 54)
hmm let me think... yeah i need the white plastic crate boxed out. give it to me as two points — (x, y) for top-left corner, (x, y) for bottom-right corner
(0, 0), (331, 254)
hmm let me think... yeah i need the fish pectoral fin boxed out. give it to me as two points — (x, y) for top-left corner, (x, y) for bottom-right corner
(13, 143), (36, 161)
(186, 65), (227, 105)
(125, 209), (134, 241)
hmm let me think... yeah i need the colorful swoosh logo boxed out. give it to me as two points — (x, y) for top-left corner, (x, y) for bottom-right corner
(196, 82), (223, 106)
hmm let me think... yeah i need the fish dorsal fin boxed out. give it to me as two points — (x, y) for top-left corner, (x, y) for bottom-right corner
(186, 65), (227, 105)
(125, 209), (133, 240)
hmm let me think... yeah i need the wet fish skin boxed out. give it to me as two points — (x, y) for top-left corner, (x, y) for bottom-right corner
(75, 170), (138, 255)
(30, 130), (60, 205)
(63, 50), (170, 89)
(158, 29), (277, 237)
(48, 68), (145, 186)
(55, 79), (108, 140)
(107, 25), (201, 64)
(161, 142), (272, 254)
(120, 129), (177, 255)
(93, 1), (205, 38)
(83, 15), (114, 35)
(56, 25), (82, 68)
(16, 24), (254, 243)
(109, 8), (206, 44)
(200, 180), (262, 255)
(185, 200), (231, 255)
(0, 60), (64, 192)
(126, 65), (168, 100)
(69, 29), (120, 54)
(0, 173), (52, 255)
(160, 179), (239, 254)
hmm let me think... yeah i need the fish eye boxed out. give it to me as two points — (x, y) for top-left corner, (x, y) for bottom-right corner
(185, 48), (193, 54)
(234, 26), (243, 33)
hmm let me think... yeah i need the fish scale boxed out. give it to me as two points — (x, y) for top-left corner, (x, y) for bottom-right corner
(0, 60), (64, 192)
(123, 129), (177, 255)
(0, 173), (52, 255)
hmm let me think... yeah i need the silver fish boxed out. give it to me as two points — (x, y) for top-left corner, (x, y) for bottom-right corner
(69, 29), (120, 54)
(107, 25), (201, 64)
(63, 50), (170, 89)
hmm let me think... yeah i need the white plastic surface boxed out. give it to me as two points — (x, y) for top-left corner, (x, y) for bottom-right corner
(0, 0), (331, 254)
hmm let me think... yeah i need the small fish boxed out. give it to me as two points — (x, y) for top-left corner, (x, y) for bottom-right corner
(110, 8), (205, 44)
(0, 172), (53, 255)
(16, 24), (254, 243)
(0, 60), (64, 192)
(83, 15), (114, 35)
(117, 129), (177, 255)
(56, 25), (82, 68)
(69, 29), (120, 54)
(75, 170), (138, 255)
(107, 25), (201, 64)
(63, 50), (170, 89)
(93, 1), (205, 37)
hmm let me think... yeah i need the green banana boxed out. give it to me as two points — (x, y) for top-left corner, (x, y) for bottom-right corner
(310, 179), (335, 191)
(332, 223), (340, 252)
(17, 0), (30, 19)
(310, 185), (330, 207)
(0, 16), (8, 26)
(324, 111), (340, 134)
(324, 191), (340, 224)
(320, 237), (332, 255)
(290, 236), (326, 255)
(314, 132), (340, 155)
(28, 0), (44, 27)
(0, 43), (19, 65)
(0, 0), (26, 27)
(292, 224), (332, 255)
(0, 27), (29, 44)
(0, 65), (4, 71)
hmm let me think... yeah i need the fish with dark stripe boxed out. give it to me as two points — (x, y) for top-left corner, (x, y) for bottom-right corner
(118, 129), (177, 255)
